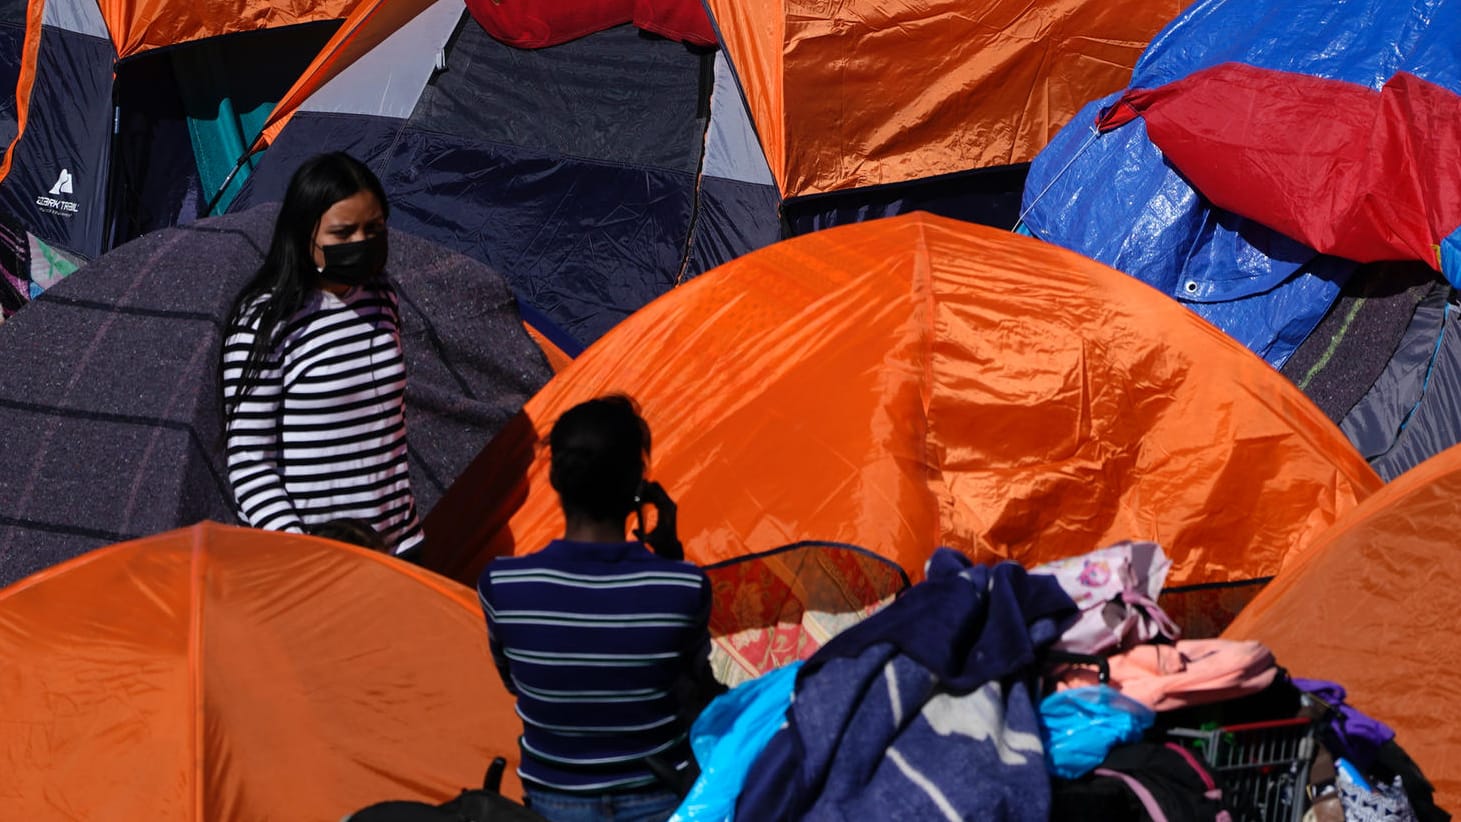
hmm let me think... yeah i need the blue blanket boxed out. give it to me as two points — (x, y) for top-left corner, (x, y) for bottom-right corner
(735, 550), (1076, 820)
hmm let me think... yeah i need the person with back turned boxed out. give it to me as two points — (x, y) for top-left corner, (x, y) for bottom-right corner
(478, 395), (717, 822)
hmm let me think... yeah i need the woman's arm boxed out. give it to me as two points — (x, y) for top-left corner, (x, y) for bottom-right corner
(221, 320), (305, 533)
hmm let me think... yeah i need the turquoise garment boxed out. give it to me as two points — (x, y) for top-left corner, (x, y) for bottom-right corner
(1039, 685), (1155, 779)
(669, 661), (802, 822)
(171, 24), (338, 215)
(173, 44), (272, 214)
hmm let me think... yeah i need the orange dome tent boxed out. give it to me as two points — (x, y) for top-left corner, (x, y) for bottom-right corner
(1225, 443), (1461, 811)
(0, 523), (521, 819)
(704, 0), (1189, 200)
(423, 213), (1379, 593)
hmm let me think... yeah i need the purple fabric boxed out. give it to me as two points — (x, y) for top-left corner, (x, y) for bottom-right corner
(1293, 677), (1395, 771)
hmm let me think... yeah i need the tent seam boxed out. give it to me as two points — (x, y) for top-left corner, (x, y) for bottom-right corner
(673, 52), (716, 285)
(913, 218), (942, 566)
(190, 524), (207, 820)
(0, 0), (53, 192)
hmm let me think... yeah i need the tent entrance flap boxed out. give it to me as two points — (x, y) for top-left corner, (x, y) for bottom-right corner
(0, 16), (25, 153)
(107, 22), (340, 248)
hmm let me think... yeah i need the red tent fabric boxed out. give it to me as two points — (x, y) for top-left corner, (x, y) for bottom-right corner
(632, 0), (715, 44)
(1099, 62), (1461, 273)
(464, 0), (714, 49)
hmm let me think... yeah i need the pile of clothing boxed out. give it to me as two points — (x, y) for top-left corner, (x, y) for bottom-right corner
(670, 544), (1448, 821)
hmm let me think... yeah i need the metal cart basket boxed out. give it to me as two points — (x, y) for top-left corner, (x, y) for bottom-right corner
(1168, 717), (1316, 822)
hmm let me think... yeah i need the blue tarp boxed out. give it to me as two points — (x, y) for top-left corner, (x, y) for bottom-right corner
(1021, 0), (1461, 368)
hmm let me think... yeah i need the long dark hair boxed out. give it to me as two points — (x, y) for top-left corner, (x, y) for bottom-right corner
(223, 152), (389, 411)
(549, 395), (652, 523)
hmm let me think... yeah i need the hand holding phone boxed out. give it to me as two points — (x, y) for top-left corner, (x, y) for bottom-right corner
(633, 480), (683, 560)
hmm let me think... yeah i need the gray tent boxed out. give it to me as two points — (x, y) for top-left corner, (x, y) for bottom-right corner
(1278, 261), (1461, 482)
(0, 203), (551, 586)
(1341, 284), (1461, 481)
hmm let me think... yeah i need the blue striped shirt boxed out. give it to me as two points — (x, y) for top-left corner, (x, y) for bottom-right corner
(479, 540), (712, 792)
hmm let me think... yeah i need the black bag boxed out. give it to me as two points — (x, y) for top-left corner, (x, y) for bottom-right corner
(1051, 742), (1230, 821)
(346, 758), (547, 822)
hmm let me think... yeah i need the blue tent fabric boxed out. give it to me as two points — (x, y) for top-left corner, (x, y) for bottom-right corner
(685, 175), (782, 285)
(1022, 95), (1353, 368)
(1021, 0), (1461, 369)
(241, 117), (703, 346)
(234, 18), (781, 350)
(407, 19), (710, 174)
(0, 26), (114, 257)
(1131, 0), (1461, 94)
(0, 13), (25, 151)
(1341, 288), (1461, 481)
(782, 163), (1030, 240)
(734, 550), (1076, 821)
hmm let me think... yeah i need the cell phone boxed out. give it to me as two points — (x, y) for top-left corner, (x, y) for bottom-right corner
(633, 480), (655, 537)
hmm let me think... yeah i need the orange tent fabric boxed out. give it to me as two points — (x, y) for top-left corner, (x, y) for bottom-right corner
(1225, 443), (1461, 811)
(423, 213), (1379, 588)
(0, 523), (520, 819)
(703, 0), (1190, 197)
(253, 0), (436, 149)
(99, 0), (363, 59)
(0, 0), (46, 186)
(523, 322), (575, 374)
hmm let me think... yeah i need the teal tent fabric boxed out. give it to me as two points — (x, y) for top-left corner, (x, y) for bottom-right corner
(172, 24), (338, 214)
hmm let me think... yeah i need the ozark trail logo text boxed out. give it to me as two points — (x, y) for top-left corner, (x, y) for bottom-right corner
(37, 168), (78, 215)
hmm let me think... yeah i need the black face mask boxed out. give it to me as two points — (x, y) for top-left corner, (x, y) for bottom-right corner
(319, 232), (388, 287)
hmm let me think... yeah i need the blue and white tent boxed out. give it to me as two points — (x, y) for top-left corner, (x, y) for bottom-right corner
(232, 0), (781, 351)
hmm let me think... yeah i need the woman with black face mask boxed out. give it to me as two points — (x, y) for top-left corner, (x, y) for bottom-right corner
(220, 152), (423, 554)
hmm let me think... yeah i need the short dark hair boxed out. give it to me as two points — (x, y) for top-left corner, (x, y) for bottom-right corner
(548, 395), (650, 523)
(307, 517), (388, 552)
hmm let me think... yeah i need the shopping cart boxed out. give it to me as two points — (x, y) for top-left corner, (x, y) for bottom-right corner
(1168, 717), (1316, 822)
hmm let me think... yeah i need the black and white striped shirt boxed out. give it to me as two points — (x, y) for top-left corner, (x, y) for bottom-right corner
(221, 284), (423, 552)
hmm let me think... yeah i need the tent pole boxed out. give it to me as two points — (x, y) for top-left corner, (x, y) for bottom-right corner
(202, 152), (254, 218)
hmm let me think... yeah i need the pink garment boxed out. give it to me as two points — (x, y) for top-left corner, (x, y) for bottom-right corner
(1063, 639), (1277, 712)
(1034, 541), (1180, 656)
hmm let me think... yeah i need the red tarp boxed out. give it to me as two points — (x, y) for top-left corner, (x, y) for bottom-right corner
(464, 0), (714, 49)
(1099, 62), (1461, 271)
